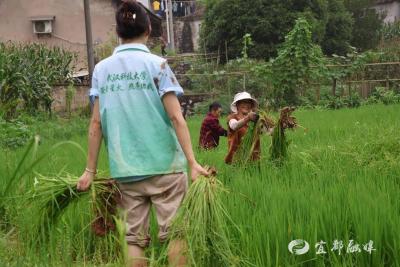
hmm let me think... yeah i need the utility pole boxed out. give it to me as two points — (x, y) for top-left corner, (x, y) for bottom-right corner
(167, 0), (175, 52)
(83, 0), (95, 85)
(166, 3), (171, 45)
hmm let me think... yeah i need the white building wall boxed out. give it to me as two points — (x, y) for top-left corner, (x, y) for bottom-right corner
(374, 1), (400, 23)
(191, 20), (201, 51)
(137, 0), (150, 9)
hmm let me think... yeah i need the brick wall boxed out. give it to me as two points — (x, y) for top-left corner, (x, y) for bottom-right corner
(51, 85), (90, 112)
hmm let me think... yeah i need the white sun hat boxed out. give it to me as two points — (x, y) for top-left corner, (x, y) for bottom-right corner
(230, 92), (258, 113)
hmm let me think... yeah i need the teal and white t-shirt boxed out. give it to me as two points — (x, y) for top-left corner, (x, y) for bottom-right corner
(90, 43), (186, 180)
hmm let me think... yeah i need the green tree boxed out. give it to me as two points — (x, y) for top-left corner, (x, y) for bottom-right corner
(344, 0), (383, 51)
(201, 0), (358, 58)
(322, 0), (353, 55)
(269, 18), (326, 107)
(200, 0), (330, 59)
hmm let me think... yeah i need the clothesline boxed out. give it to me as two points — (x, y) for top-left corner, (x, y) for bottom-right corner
(152, 0), (197, 14)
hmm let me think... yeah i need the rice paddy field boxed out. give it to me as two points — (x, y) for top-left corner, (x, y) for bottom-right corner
(0, 104), (399, 267)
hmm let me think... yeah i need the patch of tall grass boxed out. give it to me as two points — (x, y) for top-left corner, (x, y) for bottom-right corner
(0, 104), (399, 266)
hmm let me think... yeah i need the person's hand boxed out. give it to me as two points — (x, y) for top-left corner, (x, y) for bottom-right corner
(189, 161), (210, 182)
(247, 112), (258, 122)
(77, 170), (95, 191)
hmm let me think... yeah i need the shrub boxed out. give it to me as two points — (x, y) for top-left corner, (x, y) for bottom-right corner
(0, 117), (32, 149)
(381, 90), (400, 105)
(343, 92), (361, 108)
(323, 95), (345, 109)
(371, 87), (400, 105)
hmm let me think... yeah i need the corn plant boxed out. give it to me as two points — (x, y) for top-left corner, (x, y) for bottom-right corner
(0, 42), (75, 119)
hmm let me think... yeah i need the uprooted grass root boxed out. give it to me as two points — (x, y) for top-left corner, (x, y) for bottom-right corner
(29, 173), (121, 241)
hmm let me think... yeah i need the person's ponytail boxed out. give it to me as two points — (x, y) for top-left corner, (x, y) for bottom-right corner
(116, 0), (150, 39)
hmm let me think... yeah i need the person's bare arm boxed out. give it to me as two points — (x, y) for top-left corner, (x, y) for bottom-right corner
(77, 99), (103, 191)
(162, 92), (209, 181)
(229, 112), (257, 131)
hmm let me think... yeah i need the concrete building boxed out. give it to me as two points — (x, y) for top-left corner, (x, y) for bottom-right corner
(151, 0), (203, 53)
(374, 0), (400, 23)
(172, 8), (203, 53)
(0, 0), (160, 71)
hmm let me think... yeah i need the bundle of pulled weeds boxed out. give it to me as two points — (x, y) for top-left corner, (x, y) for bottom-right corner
(160, 172), (251, 267)
(233, 107), (298, 165)
(270, 107), (298, 163)
(30, 172), (121, 240)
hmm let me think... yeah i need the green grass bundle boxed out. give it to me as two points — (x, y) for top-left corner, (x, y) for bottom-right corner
(231, 107), (297, 165)
(233, 120), (259, 165)
(233, 111), (276, 165)
(270, 107), (297, 164)
(270, 120), (287, 163)
(30, 173), (120, 240)
(163, 175), (248, 267)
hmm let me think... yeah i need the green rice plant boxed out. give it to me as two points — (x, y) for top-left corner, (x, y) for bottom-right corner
(20, 172), (126, 265)
(113, 215), (129, 266)
(233, 111), (276, 165)
(29, 173), (120, 241)
(270, 119), (287, 164)
(0, 136), (41, 232)
(270, 107), (297, 164)
(1, 137), (85, 200)
(1, 104), (400, 266)
(233, 120), (258, 165)
(160, 175), (251, 267)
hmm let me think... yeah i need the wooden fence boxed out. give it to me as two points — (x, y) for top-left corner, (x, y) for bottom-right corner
(174, 61), (400, 101)
(51, 61), (400, 113)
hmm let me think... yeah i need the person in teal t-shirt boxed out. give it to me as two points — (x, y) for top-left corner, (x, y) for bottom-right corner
(76, 1), (209, 266)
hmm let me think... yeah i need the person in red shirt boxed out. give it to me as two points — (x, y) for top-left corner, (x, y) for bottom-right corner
(199, 102), (227, 149)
